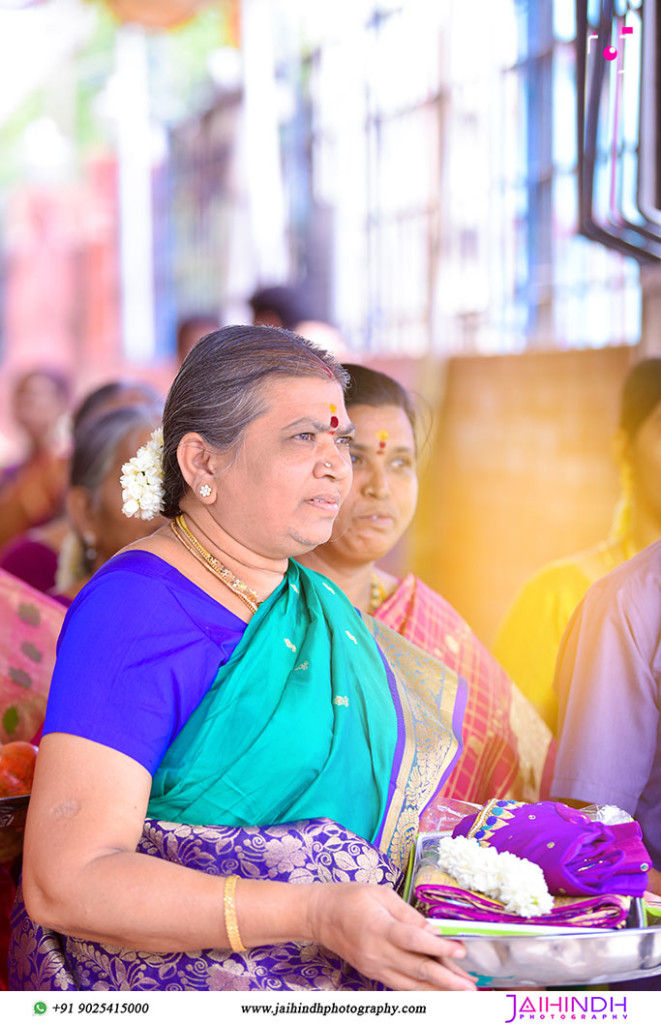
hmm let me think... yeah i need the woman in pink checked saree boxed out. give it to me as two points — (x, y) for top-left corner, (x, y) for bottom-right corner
(299, 365), (555, 812)
(374, 574), (554, 810)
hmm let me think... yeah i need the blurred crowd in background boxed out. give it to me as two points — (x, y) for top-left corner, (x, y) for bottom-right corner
(0, 0), (659, 660)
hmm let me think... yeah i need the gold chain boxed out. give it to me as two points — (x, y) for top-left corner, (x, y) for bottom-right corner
(170, 514), (261, 613)
(369, 573), (387, 613)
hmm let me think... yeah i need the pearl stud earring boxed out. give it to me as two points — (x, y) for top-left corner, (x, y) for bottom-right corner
(199, 484), (212, 497)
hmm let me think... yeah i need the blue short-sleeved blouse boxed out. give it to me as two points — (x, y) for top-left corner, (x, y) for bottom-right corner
(43, 550), (247, 774)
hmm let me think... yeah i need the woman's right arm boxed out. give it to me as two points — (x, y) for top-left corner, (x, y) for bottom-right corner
(23, 733), (475, 991)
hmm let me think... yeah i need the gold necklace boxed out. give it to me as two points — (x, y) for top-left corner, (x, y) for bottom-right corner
(170, 514), (261, 613)
(370, 573), (387, 613)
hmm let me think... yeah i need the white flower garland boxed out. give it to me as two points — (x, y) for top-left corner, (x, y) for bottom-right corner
(121, 427), (165, 520)
(437, 835), (553, 918)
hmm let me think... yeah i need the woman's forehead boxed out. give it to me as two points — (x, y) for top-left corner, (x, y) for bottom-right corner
(259, 375), (346, 414)
(348, 403), (413, 431)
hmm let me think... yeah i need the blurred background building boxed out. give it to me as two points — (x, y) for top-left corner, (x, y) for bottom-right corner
(0, 0), (658, 645)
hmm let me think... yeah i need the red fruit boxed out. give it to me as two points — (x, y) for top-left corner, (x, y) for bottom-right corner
(0, 741), (37, 798)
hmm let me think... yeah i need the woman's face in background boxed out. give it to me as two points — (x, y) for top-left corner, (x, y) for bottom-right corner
(13, 373), (67, 446)
(321, 403), (418, 567)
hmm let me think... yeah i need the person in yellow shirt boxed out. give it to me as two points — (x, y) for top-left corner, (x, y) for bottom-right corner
(492, 357), (661, 732)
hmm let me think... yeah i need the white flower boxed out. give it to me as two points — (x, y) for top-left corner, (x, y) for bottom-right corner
(120, 427), (165, 520)
(436, 835), (553, 918)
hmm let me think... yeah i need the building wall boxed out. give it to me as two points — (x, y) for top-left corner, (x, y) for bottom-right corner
(410, 345), (636, 647)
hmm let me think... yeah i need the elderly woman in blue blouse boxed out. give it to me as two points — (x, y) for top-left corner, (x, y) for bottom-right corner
(12, 326), (474, 993)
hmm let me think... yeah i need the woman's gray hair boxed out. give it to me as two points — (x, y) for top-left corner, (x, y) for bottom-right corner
(162, 324), (348, 518)
(71, 404), (162, 497)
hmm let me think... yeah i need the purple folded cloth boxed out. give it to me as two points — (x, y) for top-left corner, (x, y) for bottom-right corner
(452, 799), (650, 897)
(413, 881), (631, 928)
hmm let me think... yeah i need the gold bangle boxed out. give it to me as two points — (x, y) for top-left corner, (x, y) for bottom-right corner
(223, 874), (247, 953)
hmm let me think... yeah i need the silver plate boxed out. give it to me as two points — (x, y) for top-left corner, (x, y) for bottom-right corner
(410, 817), (661, 988)
(459, 926), (661, 987)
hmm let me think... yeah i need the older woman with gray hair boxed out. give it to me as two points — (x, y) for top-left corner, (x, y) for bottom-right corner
(55, 404), (164, 604)
(12, 325), (474, 993)
(0, 380), (163, 597)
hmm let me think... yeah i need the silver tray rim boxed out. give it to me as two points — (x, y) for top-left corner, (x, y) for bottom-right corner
(455, 924), (661, 987)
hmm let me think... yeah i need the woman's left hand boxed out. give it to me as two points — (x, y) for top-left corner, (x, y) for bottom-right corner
(305, 882), (477, 991)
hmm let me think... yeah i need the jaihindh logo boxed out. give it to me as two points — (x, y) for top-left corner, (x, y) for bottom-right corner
(504, 994), (628, 1022)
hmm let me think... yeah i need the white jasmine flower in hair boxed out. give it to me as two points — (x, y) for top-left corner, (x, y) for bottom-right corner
(121, 427), (164, 520)
(436, 835), (553, 918)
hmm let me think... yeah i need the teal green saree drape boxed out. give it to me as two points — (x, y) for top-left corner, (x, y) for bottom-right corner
(148, 560), (467, 870)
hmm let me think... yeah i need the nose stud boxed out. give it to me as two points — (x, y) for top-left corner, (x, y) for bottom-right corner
(324, 461), (332, 469)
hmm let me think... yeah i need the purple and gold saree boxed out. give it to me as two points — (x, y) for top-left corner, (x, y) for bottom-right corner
(10, 563), (467, 991)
